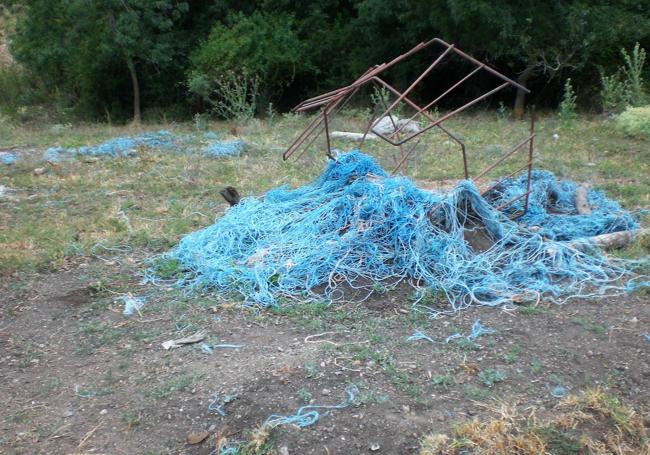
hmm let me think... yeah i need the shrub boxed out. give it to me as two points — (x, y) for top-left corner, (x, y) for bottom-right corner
(599, 43), (647, 113)
(621, 42), (647, 106)
(558, 78), (577, 127)
(600, 71), (630, 114)
(188, 11), (307, 115)
(616, 105), (650, 139)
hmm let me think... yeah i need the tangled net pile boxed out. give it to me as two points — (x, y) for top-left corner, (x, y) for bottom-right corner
(43, 131), (244, 162)
(152, 151), (644, 314)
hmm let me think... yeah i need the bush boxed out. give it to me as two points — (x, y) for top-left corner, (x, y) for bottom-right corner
(599, 43), (647, 114)
(558, 78), (577, 127)
(189, 11), (307, 114)
(616, 105), (650, 139)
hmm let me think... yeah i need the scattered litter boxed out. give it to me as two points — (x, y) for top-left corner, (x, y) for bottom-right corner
(162, 330), (207, 350)
(551, 384), (567, 398)
(409, 320), (495, 345)
(0, 185), (14, 202)
(151, 151), (644, 314)
(407, 330), (436, 344)
(117, 294), (146, 316)
(203, 139), (245, 157)
(41, 130), (245, 162)
(186, 430), (210, 445)
(74, 384), (96, 398)
(208, 393), (237, 416)
(0, 152), (17, 165)
(213, 344), (243, 348)
(200, 342), (214, 354)
(644, 334), (650, 342)
(466, 319), (496, 341)
(264, 384), (358, 428)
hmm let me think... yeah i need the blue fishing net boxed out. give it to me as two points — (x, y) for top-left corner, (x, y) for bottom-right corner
(149, 151), (645, 314)
(490, 170), (638, 240)
(41, 130), (244, 161)
(0, 152), (17, 165)
(203, 139), (245, 157)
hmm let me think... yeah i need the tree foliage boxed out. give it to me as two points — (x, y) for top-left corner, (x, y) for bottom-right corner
(4, 0), (650, 121)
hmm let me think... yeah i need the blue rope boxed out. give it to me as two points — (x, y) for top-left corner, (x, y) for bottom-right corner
(148, 150), (646, 314)
(264, 384), (358, 428)
(41, 130), (244, 161)
(466, 319), (496, 341)
(0, 152), (18, 165)
(407, 330), (435, 343)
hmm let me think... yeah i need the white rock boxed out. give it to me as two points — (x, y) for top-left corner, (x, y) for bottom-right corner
(371, 116), (420, 136)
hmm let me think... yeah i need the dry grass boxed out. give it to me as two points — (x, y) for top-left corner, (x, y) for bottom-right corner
(419, 388), (649, 455)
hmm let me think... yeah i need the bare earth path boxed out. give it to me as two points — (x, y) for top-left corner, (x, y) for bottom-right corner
(1, 262), (648, 454)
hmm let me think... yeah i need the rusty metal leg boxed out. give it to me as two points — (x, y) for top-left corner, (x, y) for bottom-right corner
(523, 107), (536, 214)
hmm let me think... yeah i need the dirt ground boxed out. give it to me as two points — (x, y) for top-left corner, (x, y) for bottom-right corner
(1, 257), (648, 454)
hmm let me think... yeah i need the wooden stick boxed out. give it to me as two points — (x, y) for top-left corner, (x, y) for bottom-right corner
(569, 228), (649, 250)
(575, 183), (592, 215)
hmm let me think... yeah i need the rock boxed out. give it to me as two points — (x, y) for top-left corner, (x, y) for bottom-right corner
(186, 430), (209, 445)
(33, 167), (47, 175)
(321, 388), (331, 396)
(99, 409), (108, 415)
(371, 116), (420, 136)
(279, 446), (290, 455)
(370, 443), (381, 451)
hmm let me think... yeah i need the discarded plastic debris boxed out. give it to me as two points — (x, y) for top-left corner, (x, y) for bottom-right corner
(41, 130), (244, 162)
(200, 342), (243, 354)
(208, 393), (237, 416)
(162, 330), (207, 350)
(0, 152), (17, 165)
(644, 334), (650, 342)
(152, 151), (644, 314)
(407, 330), (436, 344)
(551, 384), (567, 398)
(74, 384), (96, 398)
(117, 294), (146, 316)
(409, 320), (495, 345)
(466, 320), (496, 341)
(264, 384), (358, 428)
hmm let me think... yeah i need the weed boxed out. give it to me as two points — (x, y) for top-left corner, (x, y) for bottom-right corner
(478, 369), (506, 387)
(121, 412), (141, 430)
(304, 362), (318, 378)
(503, 345), (521, 364)
(463, 385), (491, 401)
(432, 372), (454, 389)
(297, 388), (312, 403)
(148, 374), (196, 399)
(530, 360), (542, 375)
(559, 78), (577, 127)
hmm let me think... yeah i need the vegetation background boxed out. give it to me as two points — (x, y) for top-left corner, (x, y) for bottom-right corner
(1, 1), (649, 123)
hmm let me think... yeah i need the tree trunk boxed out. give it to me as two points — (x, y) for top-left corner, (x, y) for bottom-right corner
(513, 64), (536, 120)
(127, 57), (141, 124)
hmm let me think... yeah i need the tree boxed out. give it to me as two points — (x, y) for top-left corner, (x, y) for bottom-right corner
(189, 10), (308, 113)
(11, 0), (189, 122)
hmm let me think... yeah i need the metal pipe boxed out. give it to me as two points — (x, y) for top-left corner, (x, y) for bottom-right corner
(474, 132), (535, 180)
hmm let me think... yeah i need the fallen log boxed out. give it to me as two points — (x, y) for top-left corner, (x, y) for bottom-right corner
(569, 228), (649, 251)
(575, 183), (592, 215)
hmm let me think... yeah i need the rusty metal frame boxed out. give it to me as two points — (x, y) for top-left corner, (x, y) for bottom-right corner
(283, 38), (536, 214)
